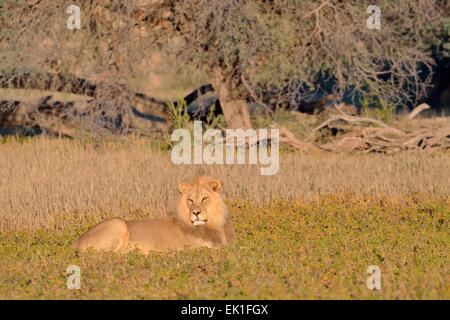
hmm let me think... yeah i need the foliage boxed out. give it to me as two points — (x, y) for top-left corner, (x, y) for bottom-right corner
(167, 99), (190, 130)
(171, 0), (442, 107)
(437, 17), (450, 56)
(0, 0), (444, 111)
(203, 102), (226, 130)
(361, 95), (396, 123)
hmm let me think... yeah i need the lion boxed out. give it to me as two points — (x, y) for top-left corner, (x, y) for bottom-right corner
(73, 176), (235, 254)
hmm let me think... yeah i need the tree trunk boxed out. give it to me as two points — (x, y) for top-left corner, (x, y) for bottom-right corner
(210, 69), (252, 129)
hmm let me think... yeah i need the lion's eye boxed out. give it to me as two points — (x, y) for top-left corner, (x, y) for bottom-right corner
(187, 199), (193, 204)
(202, 197), (208, 202)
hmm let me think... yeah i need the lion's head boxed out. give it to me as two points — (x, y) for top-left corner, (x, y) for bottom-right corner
(177, 176), (228, 229)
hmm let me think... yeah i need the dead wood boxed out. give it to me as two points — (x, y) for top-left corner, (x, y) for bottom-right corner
(408, 103), (431, 120)
(0, 70), (220, 136)
(281, 103), (450, 154)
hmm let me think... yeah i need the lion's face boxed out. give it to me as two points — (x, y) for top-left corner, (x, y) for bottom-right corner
(177, 176), (227, 229)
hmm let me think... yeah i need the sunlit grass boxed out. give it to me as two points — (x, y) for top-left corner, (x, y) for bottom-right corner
(0, 198), (448, 299)
(0, 137), (448, 299)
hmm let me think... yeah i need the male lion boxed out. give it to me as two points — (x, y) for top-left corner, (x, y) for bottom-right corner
(73, 176), (235, 254)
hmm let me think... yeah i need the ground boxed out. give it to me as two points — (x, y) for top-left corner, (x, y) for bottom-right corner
(0, 138), (448, 299)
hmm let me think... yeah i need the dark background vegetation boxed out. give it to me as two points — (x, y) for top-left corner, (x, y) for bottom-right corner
(0, 0), (449, 134)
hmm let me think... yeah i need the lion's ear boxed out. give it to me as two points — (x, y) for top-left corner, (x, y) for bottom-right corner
(208, 179), (222, 193)
(178, 182), (192, 194)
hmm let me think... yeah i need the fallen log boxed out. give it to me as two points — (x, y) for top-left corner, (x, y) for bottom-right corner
(0, 70), (221, 136)
(0, 69), (218, 117)
(271, 125), (322, 153)
(0, 70), (98, 97)
(0, 95), (138, 137)
(280, 103), (450, 154)
(407, 103), (431, 120)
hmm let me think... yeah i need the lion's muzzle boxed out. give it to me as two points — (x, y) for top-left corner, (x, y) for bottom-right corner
(191, 210), (207, 226)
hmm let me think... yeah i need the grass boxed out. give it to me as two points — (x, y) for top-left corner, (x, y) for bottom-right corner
(0, 137), (448, 299)
(0, 198), (448, 299)
(361, 95), (397, 123)
(1, 137), (449, 231)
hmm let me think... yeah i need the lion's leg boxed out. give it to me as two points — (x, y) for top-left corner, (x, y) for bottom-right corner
(73, 218), (129, 253)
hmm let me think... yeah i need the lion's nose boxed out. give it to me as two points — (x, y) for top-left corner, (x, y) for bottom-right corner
(192, 210), (201, 218)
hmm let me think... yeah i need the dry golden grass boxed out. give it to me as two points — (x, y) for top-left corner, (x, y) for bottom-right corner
(0, 137), (449, 231)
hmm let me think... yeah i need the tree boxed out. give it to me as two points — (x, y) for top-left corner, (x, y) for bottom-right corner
(0, 0), (444, 130)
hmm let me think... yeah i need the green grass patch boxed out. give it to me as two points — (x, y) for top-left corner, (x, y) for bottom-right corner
(0, 198), (448, 299)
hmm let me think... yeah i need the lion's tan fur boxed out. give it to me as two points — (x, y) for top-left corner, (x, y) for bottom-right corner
(73, 176), (234, 254)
